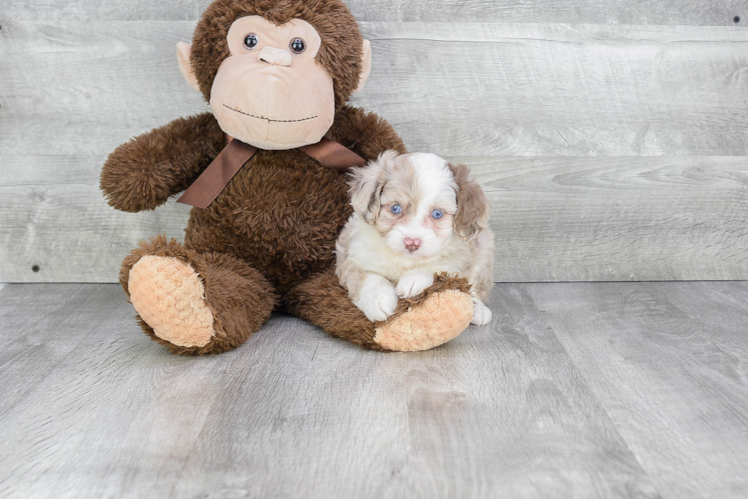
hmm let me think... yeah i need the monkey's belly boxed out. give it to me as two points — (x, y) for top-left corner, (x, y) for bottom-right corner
(184, 159), (352, 290)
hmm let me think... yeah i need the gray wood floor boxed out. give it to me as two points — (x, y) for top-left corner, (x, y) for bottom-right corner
(1, 282), (748, 498)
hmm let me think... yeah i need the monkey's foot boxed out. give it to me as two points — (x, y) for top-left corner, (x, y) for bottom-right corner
(120, 236), (277, 355)
(373, 274), (473, 352)
(128, 255), (215, 348)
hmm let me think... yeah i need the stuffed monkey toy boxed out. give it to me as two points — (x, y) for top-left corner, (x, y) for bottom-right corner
(100, 0), (474, 355)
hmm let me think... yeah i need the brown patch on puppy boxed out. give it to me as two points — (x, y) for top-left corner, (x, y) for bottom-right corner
(348, 150), (419, 225)
(448, 163), (491, 241)
(375, 177), (422, 236)
(348, 150), (391, 223)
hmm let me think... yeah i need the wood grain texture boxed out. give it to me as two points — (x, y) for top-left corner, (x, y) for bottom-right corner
(0, 284), (122, 419)
(3, 21), (748, 157)
(526, 281), (748, 497)
(469, 156), (748, 282)
(0, 182), (193, 283)
(2, 281), (748, 497)
(2, 18), (748, 282)
(2, 0), (746, 25)
(360, 23), (748, 157)
(3, 156), (748, 282)
(0, 283), (660, 497)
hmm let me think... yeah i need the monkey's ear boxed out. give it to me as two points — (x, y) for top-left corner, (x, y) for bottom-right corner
(176, 42), (201, 92)
(353, 39), (372, 94)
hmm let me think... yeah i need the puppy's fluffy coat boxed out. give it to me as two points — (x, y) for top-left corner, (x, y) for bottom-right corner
(336, 151), (494, 326)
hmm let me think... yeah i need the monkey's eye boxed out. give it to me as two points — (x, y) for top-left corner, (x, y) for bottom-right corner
(431, 209), (444, 219)
(391, 204), (402, 215)
(244, 33), (259, 50)
(289, 38), (306, 54)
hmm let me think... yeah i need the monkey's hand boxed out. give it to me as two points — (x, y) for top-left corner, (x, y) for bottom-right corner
(100, 113), (225, 212)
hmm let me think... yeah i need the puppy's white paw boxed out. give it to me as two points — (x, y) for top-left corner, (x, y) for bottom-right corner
(396, 272), (434, 298)
(471, 301), (492, 326)
(356, 275), (399, 322)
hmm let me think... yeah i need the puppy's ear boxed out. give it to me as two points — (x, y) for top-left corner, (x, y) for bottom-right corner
(448, 163), (490, 241)
(348, 150), (397, 223)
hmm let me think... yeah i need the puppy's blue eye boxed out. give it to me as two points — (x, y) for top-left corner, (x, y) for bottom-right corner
(431, 209), (444, 219)
(391, 204), (402, 215)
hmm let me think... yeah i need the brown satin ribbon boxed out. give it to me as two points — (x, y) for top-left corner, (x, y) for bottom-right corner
(177, 137), (366, 209)
(177, 139), (257, 209)
(300, 137), (366, 171)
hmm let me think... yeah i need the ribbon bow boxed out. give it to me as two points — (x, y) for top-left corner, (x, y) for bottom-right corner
(177, 138), (366, 209)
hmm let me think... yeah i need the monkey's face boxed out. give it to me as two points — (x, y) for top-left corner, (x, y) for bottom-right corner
(203, 16), (334, 150)
(179, 0), (372, 150)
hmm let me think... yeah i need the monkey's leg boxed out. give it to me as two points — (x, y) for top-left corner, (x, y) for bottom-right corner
(120, 235), (277, 355)
(283, 268), (474, 352)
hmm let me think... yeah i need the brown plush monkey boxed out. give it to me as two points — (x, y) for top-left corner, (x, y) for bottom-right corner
(100, 0), (474, 355)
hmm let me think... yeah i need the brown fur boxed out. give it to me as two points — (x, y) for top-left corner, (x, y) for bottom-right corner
(283, 267), (382, 350)
(106, 106), (410, 353)
(101, 0), (473, 354)
(183, 107), (406, 294)
(284, 271), (471, 352)
(448, 163), (491, 241)
(101, 113), (226, 212)
(121, 235), (278, 355)
(348, 151), (415, 224)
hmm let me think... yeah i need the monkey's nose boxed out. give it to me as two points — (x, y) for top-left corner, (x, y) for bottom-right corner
(259, 46), (293, 67)
(404, 238), (422, 253)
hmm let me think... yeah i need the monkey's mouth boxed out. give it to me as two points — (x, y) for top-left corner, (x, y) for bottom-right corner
(223, 104), (317, 123)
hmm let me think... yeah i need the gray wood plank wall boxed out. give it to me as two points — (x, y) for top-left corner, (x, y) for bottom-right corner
(1, 1), (747, 283)
(5, 0), (746, 24)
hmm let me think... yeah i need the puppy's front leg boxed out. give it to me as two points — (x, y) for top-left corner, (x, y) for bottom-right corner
(355, 274), (399, 322)
(396, 269), (435, 298)
(471, 298), (493, 326)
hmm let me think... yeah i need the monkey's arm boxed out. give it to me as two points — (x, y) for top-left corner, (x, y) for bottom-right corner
(100, 113), (225, 212)
(331, 106), (408, 160)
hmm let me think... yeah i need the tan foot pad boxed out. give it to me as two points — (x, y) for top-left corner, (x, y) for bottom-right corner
(128, 255), (215, 348)
(373, 290), (473, 352)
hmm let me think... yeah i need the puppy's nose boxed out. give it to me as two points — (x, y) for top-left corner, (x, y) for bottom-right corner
(404, 238), (422, 252)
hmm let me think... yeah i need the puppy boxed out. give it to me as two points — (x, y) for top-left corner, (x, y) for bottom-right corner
(336, 150), (494, 326)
